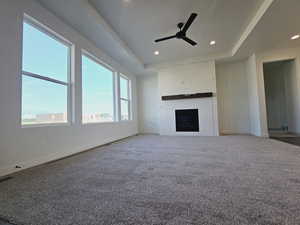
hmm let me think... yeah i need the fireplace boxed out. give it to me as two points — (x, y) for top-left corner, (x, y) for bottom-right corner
(175, 109), (199, 132)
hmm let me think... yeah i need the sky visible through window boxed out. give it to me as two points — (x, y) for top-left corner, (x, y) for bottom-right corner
(22, 22), (69, 124)
(23, 22), (69, 82)
(22, 76), (67, 122)
(82, 55), (114, 123)
(22, 20), (119, 125)
(120, 76), (128, 99)
(120, 76), (130, 120)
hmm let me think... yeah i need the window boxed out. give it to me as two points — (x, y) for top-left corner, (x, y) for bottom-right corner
(120, 75), (131, 120)
(22, 17), (71, 126)
(82, 53), (115, 123)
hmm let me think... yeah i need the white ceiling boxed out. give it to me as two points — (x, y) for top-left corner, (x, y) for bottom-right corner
(232, 0), (300, 61)
(89, 0), (264, 65)
(37, 0), (300, 75)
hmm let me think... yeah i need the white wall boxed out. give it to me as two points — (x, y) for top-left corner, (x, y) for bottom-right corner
(215, 47), (300, 137)
(216, 61), (250, 134)
(158, 61), (217, 96)
(256, 47), (300, 136)
(0, 0), (138, 176)
(137, 61), (219, 136)
(283, 60), (300, 133)
(246, 54), (263, 136)
(158, 61), (219, 136)
(260, 59), (300, 133)
(137, 74), (159, 134)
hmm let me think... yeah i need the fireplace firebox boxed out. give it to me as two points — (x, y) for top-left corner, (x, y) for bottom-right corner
(175, 109), (199, 132)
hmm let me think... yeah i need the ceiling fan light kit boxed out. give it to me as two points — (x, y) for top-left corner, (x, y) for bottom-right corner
(155, 13), (198, 46)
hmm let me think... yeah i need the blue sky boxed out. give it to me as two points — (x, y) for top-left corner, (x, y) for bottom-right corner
(22, 22), (117, 119)
(82, 55), (114, 117)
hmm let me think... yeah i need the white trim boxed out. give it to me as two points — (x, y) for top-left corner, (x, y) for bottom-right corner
(231, 0), (274, 55)
(115, 72), (121, 122)
(82, 49), (114, 72)
(259, 56), (298, 138)
(112, 71), (118, 121)
(22, 122), (70, 128)
(81, 50), (116, 124)
(81, 121), (118, 126)
(24, 14), (72, 47)
(69, 45), (77, 125)
(67, 45), (73, 125)
(119, 75), (132, 121)
(81, 118), (116, 125)
(22, 71), (68, 86)
(21, 15), (73, 127)
(128, 78), (133, 120)
(84, 1), (144, 68)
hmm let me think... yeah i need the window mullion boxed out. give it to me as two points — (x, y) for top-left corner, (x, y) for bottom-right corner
(22, 71), (68, 86)
(82, 53), (115, 123)
(22, 17), (71, 126)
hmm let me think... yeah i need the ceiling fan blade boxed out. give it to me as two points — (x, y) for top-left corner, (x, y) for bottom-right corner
(182, 13), (197, 33)
(155, 35), (177, 43)
(182, 36), (197, 46)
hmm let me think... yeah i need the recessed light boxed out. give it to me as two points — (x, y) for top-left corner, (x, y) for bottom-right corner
(154, 51), (159, 55)
(291, 34), (300, 40)
(210, 40), (216, 46)
(122, 0), (131, 6)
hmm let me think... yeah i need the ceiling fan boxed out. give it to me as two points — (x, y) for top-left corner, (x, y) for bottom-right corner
(155, 13), (198, 46)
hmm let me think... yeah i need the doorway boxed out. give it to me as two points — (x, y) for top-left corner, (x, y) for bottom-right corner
(263, 59), (299, 139)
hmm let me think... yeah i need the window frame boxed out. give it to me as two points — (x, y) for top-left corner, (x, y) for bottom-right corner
(21, 15), (73, 127)
(81, 50), (117, 124)
(119, 74), (132, 121)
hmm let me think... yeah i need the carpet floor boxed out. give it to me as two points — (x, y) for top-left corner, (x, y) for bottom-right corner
(0, 135), (300, 225)
(271, 137), (300, 147)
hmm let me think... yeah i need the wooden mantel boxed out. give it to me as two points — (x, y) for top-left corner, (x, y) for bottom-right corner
(161, 92), (213, 101)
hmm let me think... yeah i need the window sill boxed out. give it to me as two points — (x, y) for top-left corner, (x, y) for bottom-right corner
(82, 120), (134, 126)
(82, 121), (118, 126)
(119, 120), (134, 123)
(21, 120), (135, 128)
(21, 122), (70, 128)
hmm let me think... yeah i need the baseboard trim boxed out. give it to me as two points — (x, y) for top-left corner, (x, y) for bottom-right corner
(0, 133), (138, 178)
(221, 130), (251, 135)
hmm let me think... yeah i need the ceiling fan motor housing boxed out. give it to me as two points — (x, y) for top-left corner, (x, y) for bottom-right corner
(177, 22), (184, 29)
(176, 31), (185, 39)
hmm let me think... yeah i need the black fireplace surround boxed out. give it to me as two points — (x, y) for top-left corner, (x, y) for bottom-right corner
(175, 109), (199, 132)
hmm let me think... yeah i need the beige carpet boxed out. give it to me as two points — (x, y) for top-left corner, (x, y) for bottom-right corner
(0, 135), (300, 225)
